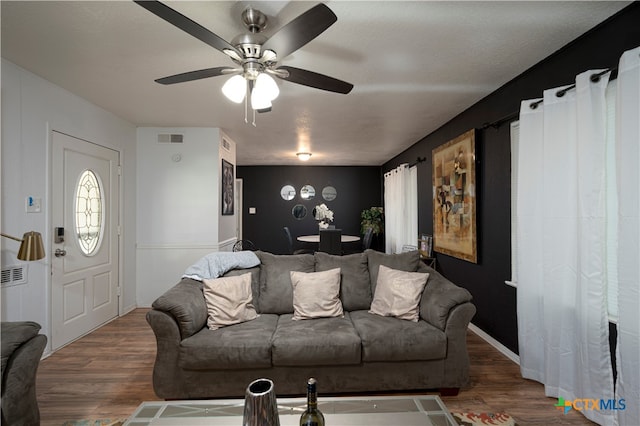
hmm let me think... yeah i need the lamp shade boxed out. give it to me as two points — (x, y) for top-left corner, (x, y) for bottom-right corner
(222, 75), (247, 104)
(251, 85), (272, 110)
(255, 73), (279, 101)
(17, 231), (45, 261)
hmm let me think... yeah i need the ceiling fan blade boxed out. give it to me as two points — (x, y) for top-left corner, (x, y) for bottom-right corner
(262, 4), (337, 60)
(276, 66), (353, 94)
(155, 67), (237, 85)
(134, 1), (241, 57)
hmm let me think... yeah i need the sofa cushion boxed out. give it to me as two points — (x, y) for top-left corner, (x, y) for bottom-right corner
(179, 314), (278, 370)
(349, 310), (446, 362)
(257, 252), (315, 314)
(291, 268), (343, 320)
(314, 252), (372, 310)
(203, 273), (258, 330)
(365, 249), (420, 296)
(272, 313), (361, 366)
(222, 266), (261, 311)
(369, 265), (429, 322)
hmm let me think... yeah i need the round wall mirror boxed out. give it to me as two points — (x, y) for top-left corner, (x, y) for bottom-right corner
(280, 185), (296, 201)
(292, 204), (307, 219)
(322, 186), (337, 201)
(300, 185), (316, 200)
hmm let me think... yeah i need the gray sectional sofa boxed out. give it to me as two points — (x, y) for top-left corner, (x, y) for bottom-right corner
(146, 249), (475, 399)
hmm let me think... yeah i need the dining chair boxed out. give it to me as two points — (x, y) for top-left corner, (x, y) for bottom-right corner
(283, 227), (313, 255)
(232, 239), (257, 251)
(319, 229), (342, 255)
(362, 227), (374, 250)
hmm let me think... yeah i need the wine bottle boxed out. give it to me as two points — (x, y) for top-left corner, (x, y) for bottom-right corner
(299, 377), (325, 426)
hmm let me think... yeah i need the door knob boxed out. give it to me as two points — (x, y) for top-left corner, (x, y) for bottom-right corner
(54, 248), (67, 257)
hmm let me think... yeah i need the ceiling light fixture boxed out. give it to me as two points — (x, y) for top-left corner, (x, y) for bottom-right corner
(138, 3), (354, 127)
(297, 152), (312, 161)
(221, 70), (280, 126)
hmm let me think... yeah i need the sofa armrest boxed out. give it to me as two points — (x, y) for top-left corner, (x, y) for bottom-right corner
(151, 278), (207, 339)
(417, 265), (473, 331)
(146, 309), (184, 399)
(1, 332), (46, 425)
(443, 302), (476, 387)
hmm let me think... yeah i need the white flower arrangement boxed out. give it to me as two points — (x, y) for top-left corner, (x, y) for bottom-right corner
(314, 203), (334, 229)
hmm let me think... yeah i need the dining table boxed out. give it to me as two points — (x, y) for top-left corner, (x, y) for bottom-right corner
(297, 234), (361, 243)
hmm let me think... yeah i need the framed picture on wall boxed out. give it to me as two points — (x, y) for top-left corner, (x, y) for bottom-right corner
(432, 129), (477, 263)
(222, 159), (234, 215)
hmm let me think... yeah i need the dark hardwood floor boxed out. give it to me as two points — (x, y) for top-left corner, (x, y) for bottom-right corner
(36, 308), (594, 425)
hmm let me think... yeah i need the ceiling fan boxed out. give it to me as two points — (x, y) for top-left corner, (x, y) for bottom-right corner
(134, 1), (354, 115)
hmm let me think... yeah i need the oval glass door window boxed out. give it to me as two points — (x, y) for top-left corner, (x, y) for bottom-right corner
(75, 170), (104, 256)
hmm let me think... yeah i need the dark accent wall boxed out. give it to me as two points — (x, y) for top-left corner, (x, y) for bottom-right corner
(382, 3), (640, 354)
(237, 166), (382, 255)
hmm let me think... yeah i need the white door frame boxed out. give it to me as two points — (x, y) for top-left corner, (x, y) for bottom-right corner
(235, 178), (243, 241)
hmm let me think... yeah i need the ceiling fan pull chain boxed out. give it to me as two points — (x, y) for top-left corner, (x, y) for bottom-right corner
(244, 85), (249, 124)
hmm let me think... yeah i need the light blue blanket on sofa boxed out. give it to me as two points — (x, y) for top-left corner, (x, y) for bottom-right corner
(183, 251), (260, 281)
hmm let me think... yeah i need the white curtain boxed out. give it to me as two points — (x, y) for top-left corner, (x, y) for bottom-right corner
(384, 164), (417, 254)
(615, 46), (640, 426)
(516, 70), (615, 425)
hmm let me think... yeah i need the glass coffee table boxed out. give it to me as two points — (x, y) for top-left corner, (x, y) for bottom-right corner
(125, 395), (457, 425)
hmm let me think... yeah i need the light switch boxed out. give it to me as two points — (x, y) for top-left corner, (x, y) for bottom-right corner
(26, 196), (42, 213)
(249, 207), (256, 214)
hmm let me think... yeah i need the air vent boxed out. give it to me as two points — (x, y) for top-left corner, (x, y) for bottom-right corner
(1, 265), (27, 287)
(221, 138), (231, 152)
(158, 134), (184, 144)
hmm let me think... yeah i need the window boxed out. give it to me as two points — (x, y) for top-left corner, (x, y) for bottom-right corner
(75, 170), (104, 256)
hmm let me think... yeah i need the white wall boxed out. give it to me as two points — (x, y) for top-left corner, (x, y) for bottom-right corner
(1, 59), (137, 354)
(135, 128), (237, 306)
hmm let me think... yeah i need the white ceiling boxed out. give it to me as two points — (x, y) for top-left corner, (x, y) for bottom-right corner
(1, 1), (630, 166)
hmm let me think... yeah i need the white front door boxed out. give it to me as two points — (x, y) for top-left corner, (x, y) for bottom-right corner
(51, 131), (120, 350)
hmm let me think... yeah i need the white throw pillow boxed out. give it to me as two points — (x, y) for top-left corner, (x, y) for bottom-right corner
(203, 272), (258, 330)
(369, 264), (429, 322)
(290, 268), (343, 320)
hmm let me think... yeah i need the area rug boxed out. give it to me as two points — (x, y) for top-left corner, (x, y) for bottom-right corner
(61, 420), (124, 426)
(452, 412), (516, 426)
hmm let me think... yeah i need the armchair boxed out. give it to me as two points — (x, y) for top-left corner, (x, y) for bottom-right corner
(1, 321), (47, 425)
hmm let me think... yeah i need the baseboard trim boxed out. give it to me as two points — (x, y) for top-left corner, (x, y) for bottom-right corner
(468, 323), (520, 365)
(121, 304), (137, 316)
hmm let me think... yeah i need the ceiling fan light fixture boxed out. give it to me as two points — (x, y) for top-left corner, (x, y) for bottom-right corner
(297, 152), (312, 161)
(251, 86), (272, 110)
(255, 73), (280, 101)
(222, 75), (247, 103)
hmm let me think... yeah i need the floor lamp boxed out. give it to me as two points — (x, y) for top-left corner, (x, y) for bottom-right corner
(1, 231), (45, 261)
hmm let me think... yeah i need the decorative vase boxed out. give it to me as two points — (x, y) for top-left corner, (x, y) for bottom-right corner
(242, 378), (280, 426)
